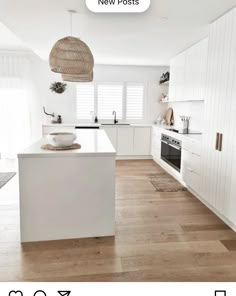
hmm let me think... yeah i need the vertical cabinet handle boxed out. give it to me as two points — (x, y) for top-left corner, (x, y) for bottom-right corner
(215, 133), (220, 151)
(219, 133), (223, 152)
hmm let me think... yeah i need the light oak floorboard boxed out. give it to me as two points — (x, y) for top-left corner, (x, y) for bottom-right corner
(1, 159), (236, 281)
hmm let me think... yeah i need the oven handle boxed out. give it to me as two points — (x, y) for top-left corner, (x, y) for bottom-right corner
(169, 143), (182, 151)
(161, 140), (169, 145)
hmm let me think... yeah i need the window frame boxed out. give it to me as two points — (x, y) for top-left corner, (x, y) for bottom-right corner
(76, 81), (147, 123)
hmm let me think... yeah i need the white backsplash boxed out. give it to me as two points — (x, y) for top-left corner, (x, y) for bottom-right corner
(167, 101), (204, 132)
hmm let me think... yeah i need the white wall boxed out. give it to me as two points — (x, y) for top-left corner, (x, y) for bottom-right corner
(28, 56), (44, 141)
(167, 101), (204, 132)
(0, 51), (43, 142)
(39, 63), (169, 124)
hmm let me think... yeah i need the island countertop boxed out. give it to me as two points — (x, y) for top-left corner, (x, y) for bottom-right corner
(18, 129), (116, 158)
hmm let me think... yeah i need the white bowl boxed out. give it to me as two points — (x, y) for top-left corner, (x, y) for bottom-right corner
(47, 132), (77, 147)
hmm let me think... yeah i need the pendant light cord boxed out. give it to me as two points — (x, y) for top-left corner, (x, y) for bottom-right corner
(70, 11), (72, 36)
(68, 10), (76, 37)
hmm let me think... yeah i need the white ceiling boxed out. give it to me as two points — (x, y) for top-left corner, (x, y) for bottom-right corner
(0, 22), (27, 50)
(0, 0), (236, 65)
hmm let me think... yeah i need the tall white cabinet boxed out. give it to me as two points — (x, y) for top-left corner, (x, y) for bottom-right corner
(201, 8), (236, 228)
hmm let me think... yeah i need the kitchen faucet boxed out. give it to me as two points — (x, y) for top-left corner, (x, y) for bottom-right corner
(112, 110), (118, 124)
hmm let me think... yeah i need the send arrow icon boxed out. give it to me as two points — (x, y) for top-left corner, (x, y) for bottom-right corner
(58, 292), (71, 296)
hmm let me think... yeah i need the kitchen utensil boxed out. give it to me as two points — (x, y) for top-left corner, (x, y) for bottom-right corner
(179, 116), (190, 134)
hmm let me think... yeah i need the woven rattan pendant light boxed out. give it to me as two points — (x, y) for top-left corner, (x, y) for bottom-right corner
(49, 10), (94, 82)
(62, 72), (93, 82)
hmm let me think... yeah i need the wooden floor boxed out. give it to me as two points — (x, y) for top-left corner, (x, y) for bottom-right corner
(1, 160), (236, 281)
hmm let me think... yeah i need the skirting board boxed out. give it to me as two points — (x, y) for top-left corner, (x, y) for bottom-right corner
(188, 187), (236, 232)
(154, 156), (236, 232)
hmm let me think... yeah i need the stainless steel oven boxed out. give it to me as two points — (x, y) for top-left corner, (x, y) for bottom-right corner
(161, 134), (182, 172)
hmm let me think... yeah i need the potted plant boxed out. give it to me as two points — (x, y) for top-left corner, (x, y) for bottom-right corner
(50, 82), (67, 94)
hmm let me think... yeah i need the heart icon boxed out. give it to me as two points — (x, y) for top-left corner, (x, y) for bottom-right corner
(9, 291), (23, 296)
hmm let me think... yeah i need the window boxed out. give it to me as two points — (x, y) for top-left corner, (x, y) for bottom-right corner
(76, 84), (94, 119)
(0, 87), (31, 159)
(97, 84), (123, 119)
(126, 83), (144, 120)
(76, 82), (144, 120)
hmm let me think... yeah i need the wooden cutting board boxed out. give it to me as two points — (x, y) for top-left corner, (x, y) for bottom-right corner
(164, 107), (173, 125)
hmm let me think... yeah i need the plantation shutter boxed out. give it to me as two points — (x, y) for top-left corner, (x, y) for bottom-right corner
(126, 83), (144, 120)
(76, 84), (95, 119)
(97, 84), (123, 119)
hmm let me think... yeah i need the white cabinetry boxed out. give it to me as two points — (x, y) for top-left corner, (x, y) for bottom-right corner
(182, 139), (202, 195)
(43, 124), (152, 158)
(169, 58), (176, 101)
(117, 127), (134, 156)
(169, 51), (186, 102)
(102, 126), (151, 157)
(133, 127), (151, 155)
(201, 8), (236, 229)
(151, 126), (203, 188)
(176, 51), (186, 101)
(151, 126), (161, 162)
(101, 127), (117, 149)
(169, 38), (208, 102)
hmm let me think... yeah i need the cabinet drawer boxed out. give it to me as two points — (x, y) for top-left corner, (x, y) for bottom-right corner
(183, 168), (201, 194)
(182, 149), (201, 175)
(182, 139), (201, 156)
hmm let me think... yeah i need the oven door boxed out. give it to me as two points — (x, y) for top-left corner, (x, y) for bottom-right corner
(161, 141), (181, 172)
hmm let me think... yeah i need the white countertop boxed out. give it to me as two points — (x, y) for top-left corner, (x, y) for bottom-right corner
(43, 123), (100, 127)
(153, 124), (202, 142)
(18, 130), (116, 158)
(43, 123), (153, 128)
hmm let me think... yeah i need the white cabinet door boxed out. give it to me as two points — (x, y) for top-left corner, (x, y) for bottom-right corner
(151, 127), (161, 162)
(117, 128), (134, 155)
(170, 51), (187, 102)
(133, 127), (151, 155)
(191, 38), (208, 101)
(197, 39), (208, 101)
(185, 44), (198, 101)
(175, 52), (186, 101)
(101, 127), (117, 149)
(169, 39), (208, 102)
(179, 51), (187, 101)
(169, 58), (177, 101)
(201, 9), (236, 224)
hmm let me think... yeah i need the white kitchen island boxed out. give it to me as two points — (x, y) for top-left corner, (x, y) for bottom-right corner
(18, 130), (116, 242)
